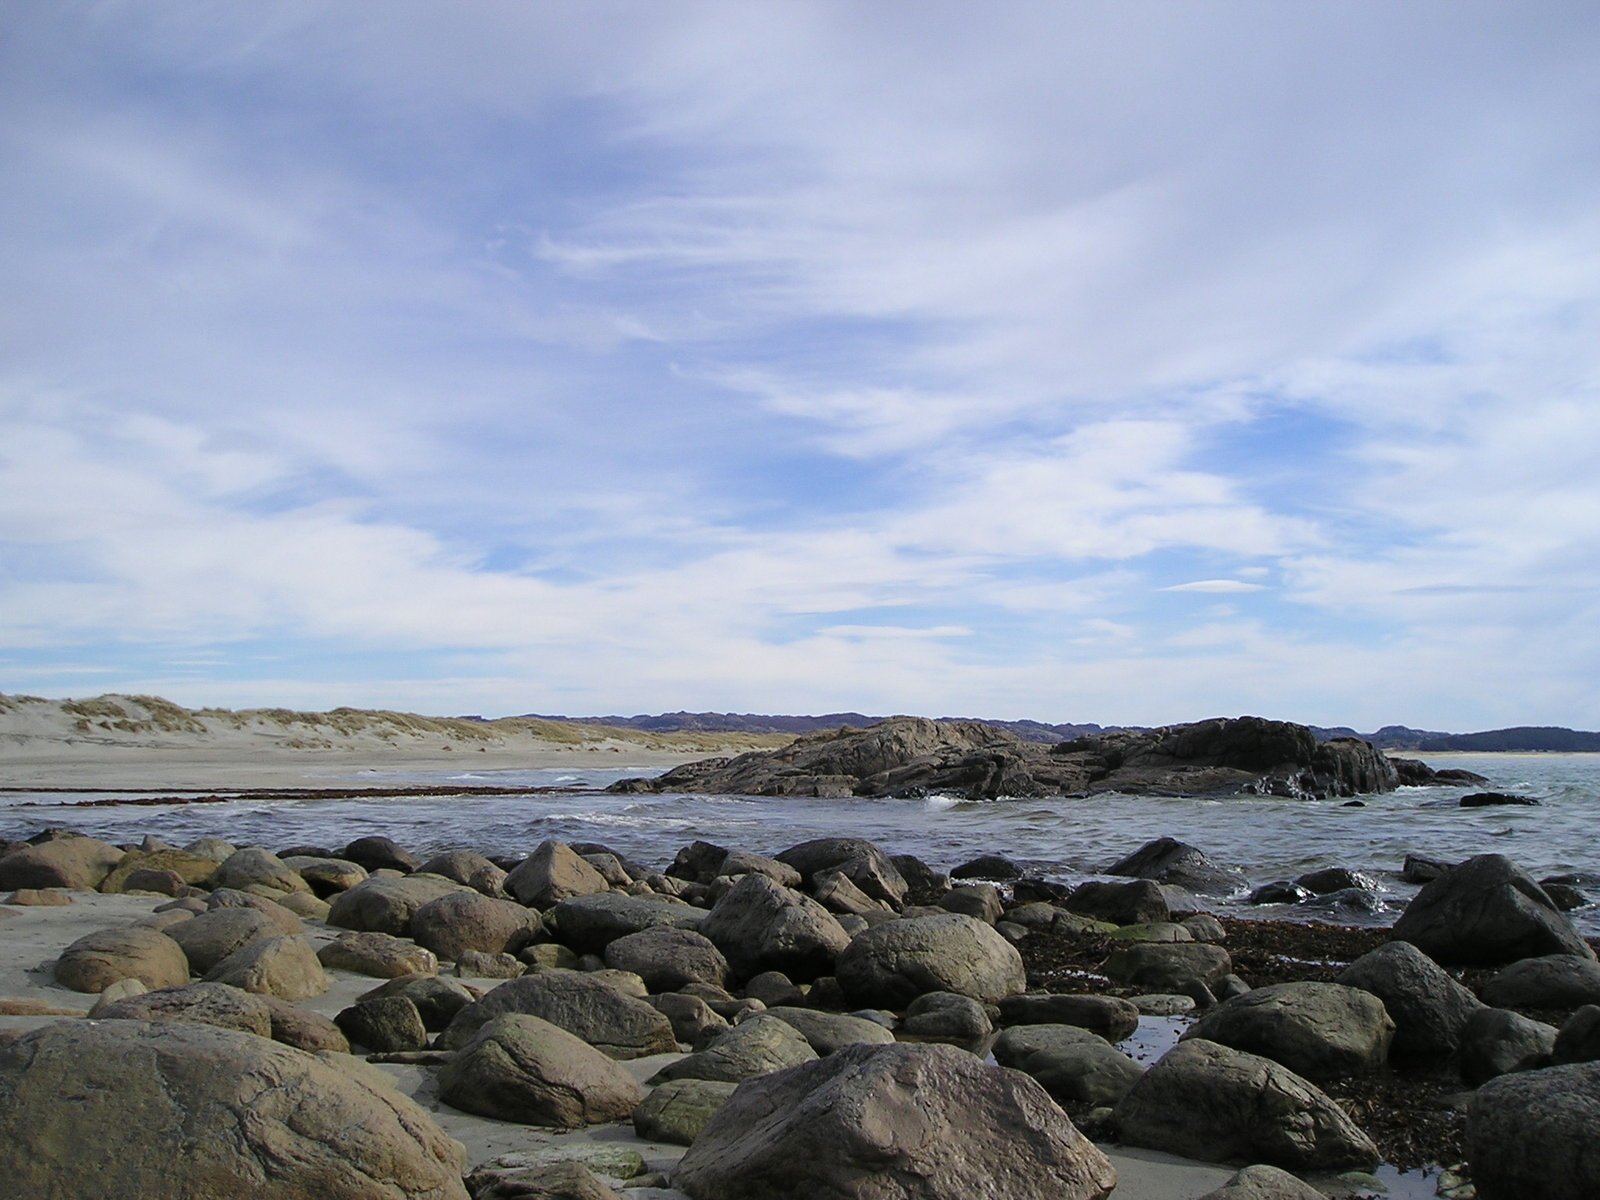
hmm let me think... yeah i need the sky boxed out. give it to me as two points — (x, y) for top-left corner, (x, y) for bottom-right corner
(2, 1), (1599, 730)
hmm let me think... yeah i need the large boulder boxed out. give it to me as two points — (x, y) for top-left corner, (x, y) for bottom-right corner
(1467, 1062), (1600, 1200)
(674, 1042), (1117, 1200)
(212, 848), (312, 896)
(203, 935), (330, 1001)
(1104, 838), (1246, 896)
(166, 907), (283, 974)
(326, 874), (471, 937)
(99, 848), (220, 893)
(633, 1078), (739, 1145)
(54, 926), (190, 993)
(836, 912), (1025, 1007)
(549, 892), (705, 955)
(0, 1019), (468, 1199)
(697, 873), (851, 983)
(762, 1006), (897, 1054)
(341, 836), (421, 874)
(1391, 854), (1594, 966)
(1103, 942), (1233, 992)
(1337, 941), (1482, 1061)
(504, 841), (609, 908)
(1114, 1039), (1379, 1170)
(1459, 1008), (1557, 1085)
(95, 981), (274, 1037)
(1196, 1165), (1326, 1200)
(1481, 954), (1600, 1009)
(1554, 1005), (1600, 1065)
(992, 1024), (1145, 1107)
(652, 1013), (819, 1084)
(0, 835), (124, 890)
(282, 856), (368, 897)
(437, 970), (676, 1058)
(774, 838), (909, 908)
(319, 931), (439, 979)
(997, 993), (1141, 1041)
(603, 927), (730, 992)
(359, 974), (477, 1031)
(1063, 879), (1170, 926)
(416, 850), (507, 895)
(1183, 982), (1395, 1080)
(438, 1013), (645, 1127)
(410, 891), (543, 962)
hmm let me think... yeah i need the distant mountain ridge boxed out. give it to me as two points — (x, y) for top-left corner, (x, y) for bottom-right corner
(528, 711), (1600, 752)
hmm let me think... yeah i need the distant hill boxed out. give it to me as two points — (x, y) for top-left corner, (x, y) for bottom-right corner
(1415, 726), (1600, 752)
(521, 711), (1123, 744)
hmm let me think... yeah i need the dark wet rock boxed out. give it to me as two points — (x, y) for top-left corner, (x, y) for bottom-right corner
(992, 1023), (1144, 1106)
(1400, 854), (1452, 884)
(337, 995), (430, 1052)
(1064, 879), (1170, 926)
(1106, 838), (1247, 897)
(651, 1013), (819, 1084)
(0, 1019), (468, 1199)
(775, 838), (908, 907)
(741, 970), (804, 1008)
(1103, 942), (1233, 992)
(550, 891), (706, 955)
(1460, 791), (1540, 807)
(997, 993), (1140, 1041)
(1391, 854), (1594, 965)
(1293, 868), (1376, 894)
(504, 841), (610, 908)
(1114, 1038), (1379, 1170)
(674, 1041), (1117, 1200)
(898, 991), (993, 1051)
(55, 925), (189, 993)
(1183, 982), (1394, 1081)
(1482, 954), (1600, 1008)
(1459, 1007), (1557, 1085)
(326, 873), (473, 937)
(1553, 1005), (1600, 1064)
(342, 835), (421, 874)
(439, 1013), (645, 1127)
(951, 853), (1023, 880)
(1196, 1164), (1325, 1200)
(836, 912), (1025, 1007)
(698, 873), (851, 983)
(437, 970), (677, 1059)
(633, 1077), (739, 1146)
(1467, 1061), (1600, 1200)
(603, 926), (730, 992)
(282, 856), (368, 897)
(1012, 877), (1073, 904)
(1337, 940), (1482, 1061)
(890, 853), (950, 898)
(668, 841), (732, 884)
(1540, 881), (1588, 911)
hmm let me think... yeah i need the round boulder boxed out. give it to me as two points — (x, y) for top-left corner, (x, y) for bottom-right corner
(410, 891), (543, 962)
(326, 873), (472, 937)
(439, 1013), (644, 1128)
(1391, 854), (1594, 966)
(437, 970), (676, 1059)
(1336, 940), (1481, 1061)
(54, 926), (189, 993)
(1467, 1061), (1600, 1200)
(836, 912), (1025, 1008)
(603, 926), (730, 992)
(1183, 982), (1395, 1080)
(698, 873), (851, 983)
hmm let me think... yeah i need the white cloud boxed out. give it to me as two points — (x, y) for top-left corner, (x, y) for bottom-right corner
(1162, 580), (1268, 595)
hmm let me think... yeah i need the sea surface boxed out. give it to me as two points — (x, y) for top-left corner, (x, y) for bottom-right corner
(4, 752), (1597, 935)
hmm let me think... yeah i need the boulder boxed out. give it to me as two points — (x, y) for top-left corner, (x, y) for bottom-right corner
(1553, 1005), (1600, 1065)
(1196, 1164), (1326, 1200)
(341, 835), (421, 874)
(774, 837), (909, 907)
(504, 841), (610, 908)
(359, 974), (478, 1031)
(650, 992), (731, 1048)
(951, 853), (1023, 880)
(937, 883), (1003, 924)
(454, 950), (523, 978)
(416, 850), (507, 894)
(204, 934), (330, 1000)
(992, 1023), (1144, 1106)
(1114, 1039), (1379, 1170)
(439, 1013), (643, 1127)
(899, 991), (993, 1051)
(53, 926), (189, 993)
(742, 970), (804, 1008)
(1467, 1061), (1600, 1200)
(1103, 943), (1233, 992)
(698, 873), (851, 983)
(319, 931), (440, 979)
(836, 912), (1025, 1007)
(668, 841), (734, 884)
(633, 1077), (739, 1145)
(1391, 854), (1594, 966)
(213, 847), (312, 895)
(674, 1041), (1117, 1200)
(1064, 879), (1170, 926)
(204, 889), (306, 933)
(0, 1019), (468, 1199)
(651, 1013), (819, 1084)
(327, 873), (472, 937)
(468, 1160), (615, 1200)
(99, 848), (220, 893)
(1294, 868), (1376, 895)
(336, 996), (431, 1053)
(1336, 940), (1482, 1061)
(762, 1006), (897, 1054)
(1183, 982), (1394, 1080)
(167, 907), (283, 974)
(465, 1146), (645, 1189)
(260, 996), (350, 1053)
(411, 891), (543, 961)
(550, 892), (706, 955)
(813, 868), (893, 916)
(0, 835), (124, 890)
(1105, 838), (1246, 896)
(719, 850), (802, 888)
(1459, 1007), (1557, 1085)
(1481, 954), (1600, 1009)
(437, 970), (676, 1059)
(282, 856), (368, 896)
(95, 981), (273, 1037)
(997, 993), (1140, 1041)
(603, 927), (730, 992)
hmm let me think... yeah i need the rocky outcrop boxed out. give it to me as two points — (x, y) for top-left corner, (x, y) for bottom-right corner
(615, 715), (1429, 801)
(0, 1019), (468, 1199)
(674, 1042), (1117, 1200)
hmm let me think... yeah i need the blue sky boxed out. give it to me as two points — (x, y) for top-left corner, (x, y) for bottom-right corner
(3, 1), (1599, 729)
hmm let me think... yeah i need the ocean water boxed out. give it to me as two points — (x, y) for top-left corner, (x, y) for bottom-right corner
(4, 752), (1596, 934)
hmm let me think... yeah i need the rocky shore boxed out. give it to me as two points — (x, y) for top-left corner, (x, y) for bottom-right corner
(3, 822), (1596, 1199)
(611, 715), (1484, 801)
